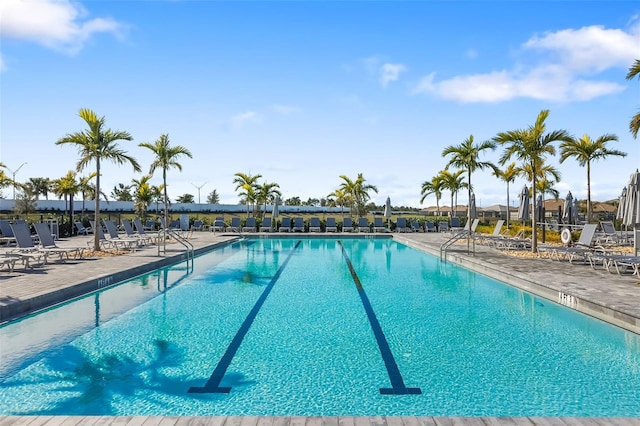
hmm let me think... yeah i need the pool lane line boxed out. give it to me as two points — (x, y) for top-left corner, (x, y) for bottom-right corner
(188, 240), (302, 394)
(338, 241), (422, 395)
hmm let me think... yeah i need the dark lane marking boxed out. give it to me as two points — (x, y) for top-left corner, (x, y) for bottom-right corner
(189, 240), (302, 394)
(338, 241), (422, 395)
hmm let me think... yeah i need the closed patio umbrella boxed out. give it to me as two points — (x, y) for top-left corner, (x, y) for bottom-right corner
(616, 187), (627, 221)
(518, 185), (530, 221)
(622, 169), (640, 256)
(384, 196), (392, 228)
(469, 192), (477, 221)
(272, 195), (280, 224)
(562, 192), (574, 224)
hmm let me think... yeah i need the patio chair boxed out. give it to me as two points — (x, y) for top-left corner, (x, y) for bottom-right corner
(279, 217), (291, 232)
(538, 224), (598, 263)
(411, 220), (422, 232)
(242, 217), (257, 232)
(325, 217), (338, 233)
(74, 221), (93, 235)
(103, 220), (141, 251)
(450, 217), (462, 231)
(357, 217), (370, 233)
(133, 218), (158, 244)
(8, 222), (49, 267)
(478, 220), (505, 246)
(596, 221), (628, 246)
(309, 217), (322, 232)
(211, 217), (226, 233)
(34, 222), (84, 261)
(342, 217), (354, 232)
(123, 219), (154, 246)
(425, 221), (436, 232)
(260, 217), (273, 232)
(373, 217), (387, 233)
(226, 217), (241, 233)
(395, 218), (410, 233)
(191, 220), (204, 232)
(292, 217), (305, 232)
(438, 221), (450, 233)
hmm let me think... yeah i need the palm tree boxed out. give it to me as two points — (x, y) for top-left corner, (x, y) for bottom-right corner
(339, 173), (378, 217)
(327, 188), (350, 217)
(139, 134), (193, 228)
(78, 173), (98, 218)
(442, 134), (497, 221)
(559, 133), (626, 223)
(232, 172), (262, 216)
(131, 175), (154, 218)
(52, 171), (81, 235)
(493, 109), (573, 252)
(420, 174), (445, 217)
(492, 162), (518, 229)
(438, 169), (467, 218)
(206, 189), (220, 204)
(626, 59), (640, 139)
(56, 108), (141, 251)
(257, 182), (281, 218)
(28, 177), (51, 200)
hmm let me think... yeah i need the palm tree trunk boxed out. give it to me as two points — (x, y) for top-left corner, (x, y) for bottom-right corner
(506, 181), (510, 230)
(587, 161), (592, 223)
(94, 160), (101, 251)
(531, 173), (538, 253)
(163, 169), (169, 229)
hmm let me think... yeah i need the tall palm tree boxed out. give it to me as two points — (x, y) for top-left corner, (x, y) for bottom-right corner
(77, 173), (97, 218)
(626, 59), (640, 139)
(233, 172), (262, 216)
(139, 134), (193, 228)
(442, 134), (497, 221)
(327, 188), (350, 217)
(559, 133), (626, 223)
(420, 174), (445, 217)
(52, 171), (81, 234)
(28, 177), (51, 200)
(131, 174), (154, 219)
(492, 162), (518, 229)
(493, 109), (573, 252)
(338, 173), (378, 217)
(56, 108), (141, 251)
(257, 181), (281, 218)
(438, 169), (467, 218)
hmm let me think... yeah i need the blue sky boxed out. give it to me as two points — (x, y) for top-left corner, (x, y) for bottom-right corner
(1, 0), (638, 209)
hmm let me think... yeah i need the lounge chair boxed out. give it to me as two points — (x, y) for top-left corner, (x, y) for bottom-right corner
(279, 217), (291, 232)
(309, 217), (322, 232)
(596, 221), (628, 246)
(211, 217), (226, 233)
(0, 254), (18, 273)
(144, 220), (156, 231)
(7, 222), (49, 267)
(357, 217), (370, 233)
(260, 217), (273, 232)
(242, 217), (257, 232)
(395, 218), (410, 233)
(226, 217), (241, 233)
(292, 217), (305, 232)
(438, 221), (450, 233)
(325, 217), (338, 233)
(478, 220), (505, 246)
(450, 217), (462, 231)
(74, 221), (93, 235)
(34, 222), (84, 261)
(538, 224), (598, 263)
(123, 219), (154, 246)
(133, 218), (158, 244)
(103, 220), (141, 251)
(373, 217), (387, 233)
(411, 220), (422, 232)
(342, 217), (354, 232)
(0, 219), (17, 246)
(425, 221), (436, 232)
(191, 220), (204, 232)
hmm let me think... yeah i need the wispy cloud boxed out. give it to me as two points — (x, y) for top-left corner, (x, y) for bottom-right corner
(380, 63), (407, 87)
(230, 111), (261, 129)
(413, 22), (639, 103)
(0, 0), (126, 55)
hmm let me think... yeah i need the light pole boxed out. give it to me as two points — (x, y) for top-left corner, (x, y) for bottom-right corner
(191, 182), (207, 204)
(7, 162), (27, 200)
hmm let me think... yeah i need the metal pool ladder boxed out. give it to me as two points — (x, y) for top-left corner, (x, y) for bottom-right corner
(440, 230), (475, 261)
(157, 228), (194, 272)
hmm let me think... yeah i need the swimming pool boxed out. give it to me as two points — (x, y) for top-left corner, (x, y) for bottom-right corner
(1, 238), (639, 416)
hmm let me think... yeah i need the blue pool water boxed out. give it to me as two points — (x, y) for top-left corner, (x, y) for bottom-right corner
(1, 238), (639, 416)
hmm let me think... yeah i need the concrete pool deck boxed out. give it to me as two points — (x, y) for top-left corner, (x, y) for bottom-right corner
(1, 231), (640, 425)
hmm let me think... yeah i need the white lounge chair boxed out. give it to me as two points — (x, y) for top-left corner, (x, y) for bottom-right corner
(34, 222), (84, 261)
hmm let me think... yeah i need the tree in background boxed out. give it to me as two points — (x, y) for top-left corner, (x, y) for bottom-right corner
(27, 177), (51, 200)
(327, 188), (350, 217)
(338, 173), (378, 217)
(438, 169), (467, 218)
(559, 133), (626, 223)
(492, 162), (519, 229)
(140, 134), (192, 226)
(493, 109), (573, 252)
(111, 183), (133, 201)
(256, 182), (281, 218)
(206, 189), (220, 204)
(131, 175), (154, 218)
(233, 172), (262, 216)
(56, 108), (141, 251)
(420, 174), (445, 217)
(176, 193), (195, 203)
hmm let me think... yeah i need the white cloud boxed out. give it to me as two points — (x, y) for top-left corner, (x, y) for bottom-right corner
(0, 0), (126, 54)
(380, 63), (406, 87)
(413, 22), (638, 103)
(230, 111), (261, 129)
